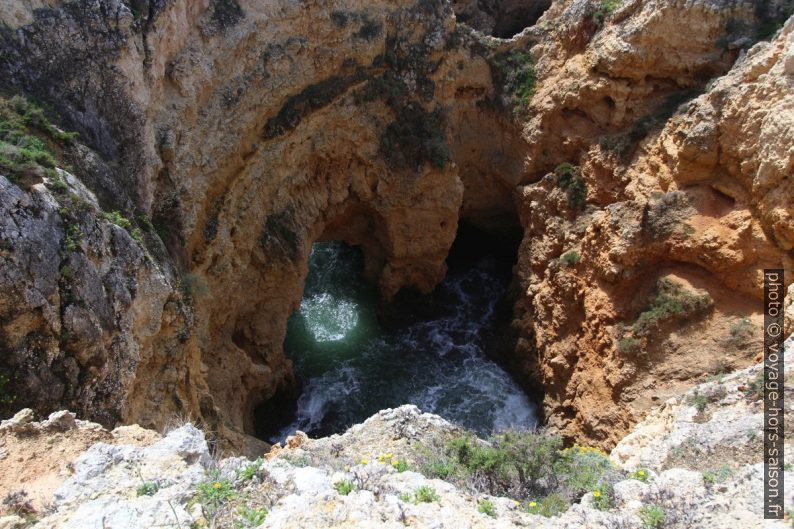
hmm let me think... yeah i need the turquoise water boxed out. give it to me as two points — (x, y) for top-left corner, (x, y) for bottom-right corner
(270, 240), (537, 441)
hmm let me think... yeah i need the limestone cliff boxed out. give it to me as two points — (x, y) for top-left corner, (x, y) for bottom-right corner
(0, 0), (791, 455)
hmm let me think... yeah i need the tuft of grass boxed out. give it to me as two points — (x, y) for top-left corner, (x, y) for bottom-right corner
(402, 486), (440, 504)
(478, 499), (497, 517)
(238, 458), (263, 481)
(136, 482), (159, 497)
(236, 506), (267, 528)
(639, 504), (665, 529)
(686, 391), (709, 413)
(334, 480), (355, 496)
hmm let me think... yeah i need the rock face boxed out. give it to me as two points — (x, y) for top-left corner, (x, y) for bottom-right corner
(1, 342), (789, 527)
(0, 0), (791, 454)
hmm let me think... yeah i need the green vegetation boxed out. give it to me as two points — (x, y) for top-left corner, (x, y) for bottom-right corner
(0, 95), (77, 185)
(236, 506), (267, 528)
(238, 458), (263, 481)
(702, 465), (732, 485)
(554, 163), (587, 211)
(413, 486), (440, 503)
(628, 468), (651, 483)
(136, 482), (160, 497)
(196, 475), (236, 517)
(334, 480), (355, 496)
(686, 391), (709, 413)
(477, 499), (497, 517)
(421, 430), (622, 515)
(489, 50), (537, 112)
(591, 485), (613, 511)
(617, 337), (641, 355)
(561, 251), (581, 267)
(179, 272), (209, 300)
(590, 0), (623, 26)
(639, 504), (665, 529)
(524, 493), (568, 517)
(632, 278), (713, 336)
(729, 318), (753, 345)
(742, 371), (765, 400)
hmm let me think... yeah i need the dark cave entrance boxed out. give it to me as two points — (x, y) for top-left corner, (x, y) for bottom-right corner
(254, 221), (544, 443)
(491, 0), (553, 39)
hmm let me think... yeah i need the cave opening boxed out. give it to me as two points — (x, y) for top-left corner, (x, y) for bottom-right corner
(491, 0), (553, 39)
(254, 221), (541, 443)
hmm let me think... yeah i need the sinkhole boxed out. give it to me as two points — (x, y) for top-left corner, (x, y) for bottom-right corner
(254, 223), (540, 443)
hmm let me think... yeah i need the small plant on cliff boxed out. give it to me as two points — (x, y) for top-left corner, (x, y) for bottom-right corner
(478, 499), (497, 517)
(628, 468), (651, 483)
(524, 493), (568, 517)
(334, 480), (355, 496)
(590, 0), (623, 26)
(238, 457), (264, 481)
(632, 278), (713, 336)
(489, 49), (537, 112)
(554, 163), (587, 211)
(196, 475), (236, 517)
(686, 391), (709, 413)
(236, 506), (267, 528)
(136, 481), (160, 497)
(617, 337), (641, 355)
(561, 251), (581, 267)
(639, 504), (665, 529)
(413, 486), (440, 503)
(591, 485), (613, 511)
(0, 95), (77, 186)
(702, 465), (732, 485)
(729, 318), (753, 345)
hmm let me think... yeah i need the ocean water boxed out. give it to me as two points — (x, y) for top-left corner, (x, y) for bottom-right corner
(270, 241), (537, 442)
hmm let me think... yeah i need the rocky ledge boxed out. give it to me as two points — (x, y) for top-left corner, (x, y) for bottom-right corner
(0, 337), (790, 529)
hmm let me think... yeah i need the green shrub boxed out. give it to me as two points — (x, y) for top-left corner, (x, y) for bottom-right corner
(554, 163), (587, 211)
(478, 499), (497, 517)
(686, 391), (709, 413)
(102, 210), (133, 230)
(617, 337), (641, 355)
(555, 445), (617, 501)
(0, 95), (77, 186)
(639, 504), (665, 529)
(632, 278), (713, 336)
(590, 0), (623, 25)
(136, 482), (159, 497)
(489, 50), (537, 110)
(561, 251), (580, 267)
(729, 318), (753, 345)
(424, 458), (456, 479)
(236, 506), (267, 528)
(334, 480), (355, 496)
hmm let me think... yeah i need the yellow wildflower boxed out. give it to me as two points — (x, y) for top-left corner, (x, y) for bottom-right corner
(386, 452), (392, 459)
(212, 482), (221, 490)
(593, 490), (601, 498)
(360, 458), (368, 465)
(392, 459), (399, 466)
(529, 501), (537, 508)
(638, 470), (645, 476)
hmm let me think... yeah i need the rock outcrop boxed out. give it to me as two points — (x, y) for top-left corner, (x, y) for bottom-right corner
(0, 339), (789, 528)
(0, 0), (791, 454)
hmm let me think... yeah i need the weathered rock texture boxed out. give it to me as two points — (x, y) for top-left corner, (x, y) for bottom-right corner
(1, 342), (790, 527)
(0, 0), (792, 454)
